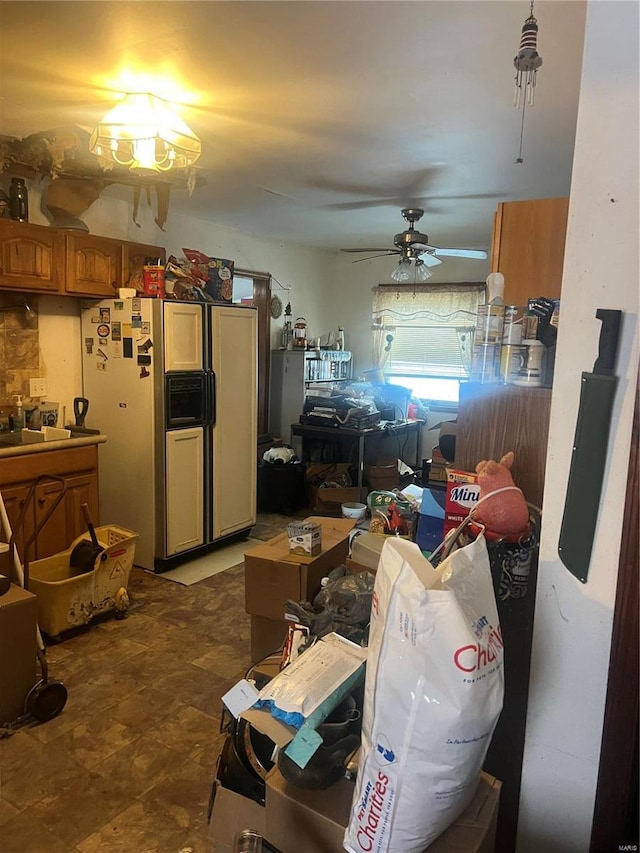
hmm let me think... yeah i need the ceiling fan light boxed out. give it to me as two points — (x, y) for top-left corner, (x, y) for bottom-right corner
(391, 258), (412, 283)
(414, 259), (433, 281)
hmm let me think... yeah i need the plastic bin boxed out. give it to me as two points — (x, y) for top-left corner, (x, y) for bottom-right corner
(28, 525), (139, 638)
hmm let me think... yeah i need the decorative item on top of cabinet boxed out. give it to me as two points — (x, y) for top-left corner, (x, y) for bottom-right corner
(126, 242), (166, 293)
(490, 197), (569, 306)
(0, 220), (65, 292)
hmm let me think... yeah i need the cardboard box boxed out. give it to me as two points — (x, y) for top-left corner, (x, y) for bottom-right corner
(250, 614), (289, 662)
(264, 768), (501, 853)
(0, 583), (38, 725)
(345, 557), (373, 575)
(306, 462), (363, 516)
(244, 517), (354, 621)
(445, 469), (480, 536)
(207, 779), (266, 851)
(309, 485), (363, 516)
(205, 257), (234, 303)
(429, 445), (453, 484)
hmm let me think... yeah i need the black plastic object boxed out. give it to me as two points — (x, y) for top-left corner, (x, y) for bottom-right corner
(73, 397), (89, 427)
(278, 732), (360, 790)
(25, 678), (68, 722)
(276, 694), (361, 790)
(257, 460), (306, 515)
(24, 648), (67, 722)
(217, 733), (268, 806)
(0, 573), (10, 596)
(69, 503), (104, 575)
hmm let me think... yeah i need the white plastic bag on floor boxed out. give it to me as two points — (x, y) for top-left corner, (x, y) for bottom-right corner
(344, 534), (504, 853)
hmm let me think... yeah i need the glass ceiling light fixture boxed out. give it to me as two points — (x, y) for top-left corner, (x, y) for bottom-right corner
(89, 93), (201, 174)
(513, 0), (543, 164)
(390, 255), (433, 284)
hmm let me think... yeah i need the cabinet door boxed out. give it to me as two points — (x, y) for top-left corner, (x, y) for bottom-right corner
(491, 198), (569, 305)
(65, 234), (123, 297)
(0, 221), (64, 292)
(0, 483), (36, 566)
(165, 428), (204, 555)
(34, 472), (99, 559)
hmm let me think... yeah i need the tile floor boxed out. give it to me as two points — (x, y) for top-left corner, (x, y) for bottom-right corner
(0, 513), (296, 853)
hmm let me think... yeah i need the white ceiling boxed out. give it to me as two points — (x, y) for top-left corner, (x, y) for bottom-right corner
(0, 1), (587, 254)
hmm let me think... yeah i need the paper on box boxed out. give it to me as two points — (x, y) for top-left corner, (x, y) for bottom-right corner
(241, 633), (366, 768)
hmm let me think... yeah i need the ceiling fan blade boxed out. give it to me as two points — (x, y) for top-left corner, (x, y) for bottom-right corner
(420, 254), (443, 267)
(340, 247), (393, 253)
(431, 247), (488, 260)
(352, 252), (399, 263)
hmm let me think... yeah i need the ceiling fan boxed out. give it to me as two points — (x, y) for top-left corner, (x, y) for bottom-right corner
(341, 208), (488, 282)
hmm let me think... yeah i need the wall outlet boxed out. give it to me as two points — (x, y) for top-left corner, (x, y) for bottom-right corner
(30, 378), (48, 397)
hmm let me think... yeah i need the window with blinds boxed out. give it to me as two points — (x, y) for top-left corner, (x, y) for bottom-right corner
(371, 282), (484, 403)
(388, 325), (473, 378)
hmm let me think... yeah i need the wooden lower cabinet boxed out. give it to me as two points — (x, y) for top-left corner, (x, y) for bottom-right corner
(455, 382), (552, 853)
(0, 445), (99, 563)
(0, 482), (35, 564)
(34, 472), (98, 559)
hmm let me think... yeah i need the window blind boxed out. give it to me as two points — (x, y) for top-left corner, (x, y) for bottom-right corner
(372, 283), (484, 378)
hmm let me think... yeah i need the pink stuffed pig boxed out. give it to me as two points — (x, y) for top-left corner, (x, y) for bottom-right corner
(474, 451), (529, 536)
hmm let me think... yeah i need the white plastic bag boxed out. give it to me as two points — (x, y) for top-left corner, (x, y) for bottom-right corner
(344, 534), (504, 853)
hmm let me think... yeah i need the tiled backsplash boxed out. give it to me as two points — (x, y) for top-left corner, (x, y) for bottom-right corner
(0, 296), (41, 413)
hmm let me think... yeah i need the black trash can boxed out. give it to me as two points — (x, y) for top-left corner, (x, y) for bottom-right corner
(257, 460), (306, 515)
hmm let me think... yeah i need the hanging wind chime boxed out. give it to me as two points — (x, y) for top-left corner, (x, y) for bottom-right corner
(513, 1), (543, 163)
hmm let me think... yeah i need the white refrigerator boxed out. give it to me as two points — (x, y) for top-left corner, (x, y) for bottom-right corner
(81, 298), (258, 571)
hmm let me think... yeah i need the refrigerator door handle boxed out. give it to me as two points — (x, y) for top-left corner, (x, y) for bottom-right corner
(210, 371), (217, 426)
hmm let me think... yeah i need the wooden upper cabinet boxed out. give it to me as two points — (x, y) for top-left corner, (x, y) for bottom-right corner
(0, 220), (65, 292)
(0, 220), (165, 298)
(491, 197), (569, 306)
(65, 233), (124, 297)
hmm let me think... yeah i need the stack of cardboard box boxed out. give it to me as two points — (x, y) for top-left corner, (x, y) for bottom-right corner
(209, 766), (501, 853)
(244, 517), (355, 661)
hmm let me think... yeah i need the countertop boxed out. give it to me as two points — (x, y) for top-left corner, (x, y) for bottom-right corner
(0, 434), (107, 459)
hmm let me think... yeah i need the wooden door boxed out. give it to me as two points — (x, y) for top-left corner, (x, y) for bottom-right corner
(65, 233), (123, 297)
(0, 221), (64, 292)
(590, 371), (639, 851)
(234, 269), (271, 440)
